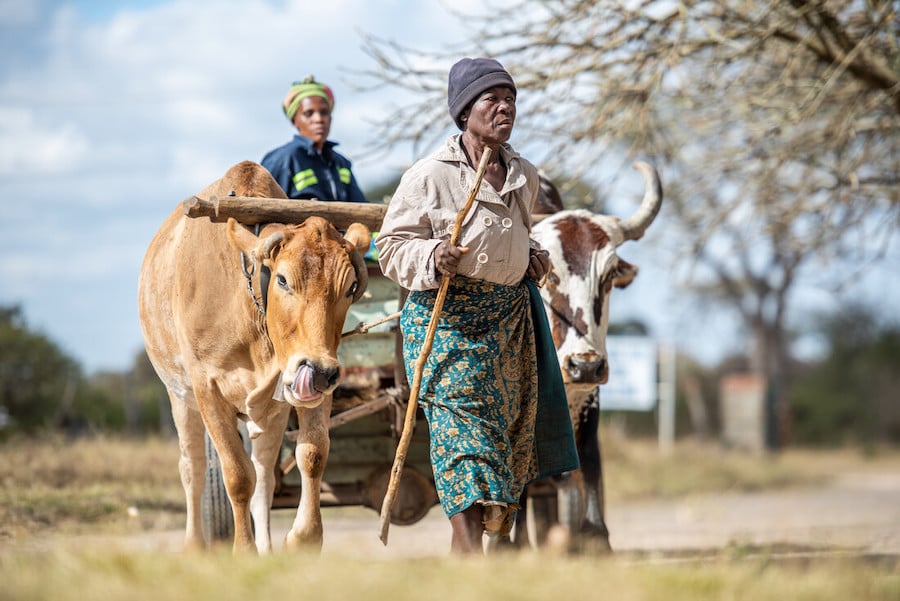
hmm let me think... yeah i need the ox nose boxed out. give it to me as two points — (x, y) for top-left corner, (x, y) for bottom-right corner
(312, 364), (340, 392)
(564, 355), (608, 384)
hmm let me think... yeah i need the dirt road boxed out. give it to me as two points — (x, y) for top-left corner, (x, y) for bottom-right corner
(316, 469), (900, 559)
(604, 470), (900, 557)
(118, 468), (899, 559)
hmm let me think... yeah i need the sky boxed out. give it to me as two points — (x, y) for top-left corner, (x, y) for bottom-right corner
(0, 0), (896, 376)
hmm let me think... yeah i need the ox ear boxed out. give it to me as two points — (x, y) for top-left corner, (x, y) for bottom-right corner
(343, 223), (371, 303)
(226, 218), (284, 263)
(344, 222), (371, 255)
(613, 258), (639, 289)
(226, 218), (258, 256)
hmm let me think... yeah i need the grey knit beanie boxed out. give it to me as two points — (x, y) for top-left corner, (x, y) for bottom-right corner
(447, 57), (517, 130)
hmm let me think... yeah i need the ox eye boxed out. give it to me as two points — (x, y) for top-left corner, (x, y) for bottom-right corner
(346, 281), (358, 298)
(276, 274), (288, 290)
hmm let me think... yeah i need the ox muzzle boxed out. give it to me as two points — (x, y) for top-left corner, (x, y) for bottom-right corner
(275, 359), (340, 407)
(563, 353), (608, 385)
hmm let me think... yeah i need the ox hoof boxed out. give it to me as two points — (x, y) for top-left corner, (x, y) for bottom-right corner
(283, 529), (324, 553)
(575, 523), (613, 554)
(544, 525), (573, 555)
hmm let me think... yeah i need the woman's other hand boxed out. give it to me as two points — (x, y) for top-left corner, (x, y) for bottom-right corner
(526, 248), (550, 282)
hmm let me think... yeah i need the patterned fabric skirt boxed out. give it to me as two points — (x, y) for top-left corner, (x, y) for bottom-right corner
(401, 277), (539, 518)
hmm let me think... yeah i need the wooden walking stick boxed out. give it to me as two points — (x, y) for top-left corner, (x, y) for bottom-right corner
(378, 147), (493, 545)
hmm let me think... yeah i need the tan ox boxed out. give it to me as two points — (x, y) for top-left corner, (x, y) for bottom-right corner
(138, 161), (370, 553)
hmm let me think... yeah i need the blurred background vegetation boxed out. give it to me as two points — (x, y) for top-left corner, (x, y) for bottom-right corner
(0, 305), (171, 438)
(1, 299), (896, 447)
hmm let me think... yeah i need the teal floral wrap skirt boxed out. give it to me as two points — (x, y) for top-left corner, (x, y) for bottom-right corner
(401, 277), (543, 518)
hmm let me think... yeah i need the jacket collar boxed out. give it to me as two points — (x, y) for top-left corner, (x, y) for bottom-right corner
(436, 134), (528, 196)
(293, 134), (338, 158)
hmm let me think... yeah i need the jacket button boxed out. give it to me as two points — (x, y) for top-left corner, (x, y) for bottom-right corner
(501, 217), (513, 228)
(477, 252), (489, 264)
(482, 215), (493, 227)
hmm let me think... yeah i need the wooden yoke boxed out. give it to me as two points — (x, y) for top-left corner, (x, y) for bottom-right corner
(184, 195), (549, 232)
(183, 195), (387, 231)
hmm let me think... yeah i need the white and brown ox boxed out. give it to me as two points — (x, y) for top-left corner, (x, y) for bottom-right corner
(528, 161), (662, 551)
(138, 161), (370, 553)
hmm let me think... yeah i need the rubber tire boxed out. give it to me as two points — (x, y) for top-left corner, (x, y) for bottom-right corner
(201, 422), (251, 543)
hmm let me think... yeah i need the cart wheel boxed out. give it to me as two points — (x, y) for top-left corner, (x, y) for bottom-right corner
(201, 421), (251, 543)
(364, 463), (438, 526)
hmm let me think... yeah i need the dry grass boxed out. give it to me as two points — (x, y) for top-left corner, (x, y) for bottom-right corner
(3, 430), (897, 541)
(599, 434), (891, 502)
(2, 433), (899, 601)
(0, 434), (183, 542)
(0, 545), (897, 601)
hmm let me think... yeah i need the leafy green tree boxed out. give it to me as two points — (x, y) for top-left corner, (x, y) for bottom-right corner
(127, 350), (173, 435)
(0, 305), (80, 432)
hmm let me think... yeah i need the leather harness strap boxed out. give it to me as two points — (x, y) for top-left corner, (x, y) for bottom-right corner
(240, 222), (269, 317)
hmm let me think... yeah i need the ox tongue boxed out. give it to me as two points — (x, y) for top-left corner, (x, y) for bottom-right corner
(292, 364), (317, 401)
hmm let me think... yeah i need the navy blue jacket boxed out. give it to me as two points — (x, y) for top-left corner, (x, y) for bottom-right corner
(261, 135), (366, 202)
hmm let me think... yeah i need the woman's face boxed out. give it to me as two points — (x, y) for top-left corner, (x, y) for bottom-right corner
(463, 85), (516, 144)
(292, 95), (332, 150)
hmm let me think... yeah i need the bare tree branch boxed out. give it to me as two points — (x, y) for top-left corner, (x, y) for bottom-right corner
(353, 0), (900, 442)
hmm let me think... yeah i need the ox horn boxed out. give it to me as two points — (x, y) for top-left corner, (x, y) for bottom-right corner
(619, 162), (663, 242)
(348, 245), (368, 303)
(259, 231), (285, 259)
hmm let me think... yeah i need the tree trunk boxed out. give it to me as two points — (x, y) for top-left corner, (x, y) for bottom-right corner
(751, 320), (792, 450)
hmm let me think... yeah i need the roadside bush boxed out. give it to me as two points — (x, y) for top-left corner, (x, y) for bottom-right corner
(790, 304), (900, 446)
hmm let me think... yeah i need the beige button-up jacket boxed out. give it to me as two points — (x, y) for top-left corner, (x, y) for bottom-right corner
(375, 135), (541, 291)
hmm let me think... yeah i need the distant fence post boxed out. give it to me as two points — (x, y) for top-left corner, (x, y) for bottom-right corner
(657, 342), (676, 454)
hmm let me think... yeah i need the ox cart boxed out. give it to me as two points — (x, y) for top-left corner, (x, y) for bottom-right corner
(189, 196), (579, 547)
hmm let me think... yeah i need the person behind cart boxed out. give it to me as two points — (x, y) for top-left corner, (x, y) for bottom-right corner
(262, 75), (367, 202)
(375, 57), (578, 556)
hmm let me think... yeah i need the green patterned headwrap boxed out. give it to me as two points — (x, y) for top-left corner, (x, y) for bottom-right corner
(282, 75), (335, 121)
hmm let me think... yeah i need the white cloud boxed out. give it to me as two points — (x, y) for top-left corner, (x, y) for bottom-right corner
(0, 0), (487, 372)
(0, 108), (90, 174)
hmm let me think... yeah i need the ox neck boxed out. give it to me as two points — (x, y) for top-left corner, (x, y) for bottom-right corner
(239, 223), (271, 320)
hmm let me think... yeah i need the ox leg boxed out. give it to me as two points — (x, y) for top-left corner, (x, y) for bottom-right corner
(578, 392), (611, 553)
(200, 399), (257, 553)
(283, 398), (331, 551)
(170, 396), (207, 551)
(249, 405), (291, 554)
